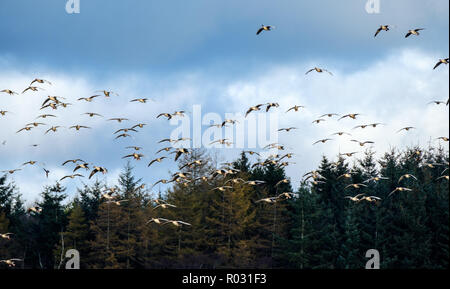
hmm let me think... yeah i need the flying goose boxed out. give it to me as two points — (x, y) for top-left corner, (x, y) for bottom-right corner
(131, 123), (147, 129)
(332, 132), (352, 137)
(397, 127), (416, 133)
(60, 174), (84, 181)
(22, 86), (44, 94)
(148, 157), (167, 167)
(78, 95), (100, 102)
(1, 89), (18, 95)
(62, 159), (84, 166)
(433, 58), (449, 70)
(398, 174), (418, 182)
(0, 233), (13, 240)
(45, 126), (62, 134)
(312, 118), (326, 124)
(83, 112), (103, 118)
(171, 148), (190, 161)
(374, 25), (390, 37)
(286, 105), (305, 113)
(115, 133), (131, 139)
(162, 220), (192, 227)
(114, 128), (138, 134)
(389, 187), (412, 197)
(157, 113), (172, 120)
(339, 113), (361, 120)
(213, 186), (233, 192)
(43, 168), (50, 178)
(405, 28), (425, 38)
(244, 180), (266, 186)
(345, 183), (368, 189)
(107, 200), (128, 206)
(278, 127), (297, 132)
(26, 122), (46, 127)
(30, 78), (52, 86)
(436, 175), (449, 181)
(123, 153), (144, 161)
(22, 161), (37, 166)
(255, 197), (278, 204)
(28, 206), (42, 213)
(306, 67), (333, 75)
(156, 147), (172, 154)
(95, 90), (118, 97)
(0, 110), (10, 116)
(275, 179), (289, 187)
(130, 98), (148, 103)
(16, 126), (34, 133)
(363, 176), (389, 183)
(361, 196), (382, 204)
(256, 25), (274, 35)
(1, 169), (21, 174)
(126, 146), (143, 151)
(36, 114), (56, 119)
(73, 163), (89, 172)
(313, 138), (333, 145)
(69, 125), (91, 131)
(146, 218), (170, 225)
(153, 203), (177, 210)
(436, 137), (449, 142)
(89, 166), (108, 179)
(319, 113), (339, 118)
(266, 102), (280, 112)
(337, 173), (353, 180)
(108, 118), (129, 123)
(350, 140), (374, 146)
(245, 104), (264, 117)
(0, 259), (23, 267)
(345, 194), (365, 202)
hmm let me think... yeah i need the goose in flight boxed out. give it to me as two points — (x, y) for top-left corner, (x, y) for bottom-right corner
(345, 194), (365, 202)
(245, 104), (264, 117)
(306, 67), (333, 76)
(278, 127), (297, 132)
(275, 179), (290, 187)
(436, 175), (449, 181)
(107, 200), (128, 206)
(45, 126), (62, 134)
(43, 168), (50, 178)
(123, 153), (144, 161)
(1, 169), (21, 174)
(405, 28), (425, 38)
(148, 157), (167, 167)
(350, 140), (374, 147)
(132, 123), (147, 129)
(153, 202), (177, 210)
(16, 126), (34, 133)
(30, 78), (52, 86)
(397, 127), (416, 133)
(83, 112), (103, 118)
(256, 197), (278, 204)
(345, 183), (368, 189)
(0, 110), (10, 116)
(22, 161), (37, 166)
(26, 122), (46, 127)
(374, 25), (390, 37)
(210, 139), (231, 145)
(42, 95), (64, 106)
(224, 178), (245, 185)
(256, 25), (275, 35)
(337, 173), (353, 180)
(36, 114), (56, 119)
(361, 196), (382, 203)
(0, 259), (23, 267)
(115, 133), (132, 139)
(332, 149), (354, 157)
(163, 220), (192, 227)
(286, 105), (305, 113)
(146, 218), (170, 225)
(78, 95), (100, 102)
(436, 137), (449, 142)
(243, 150), (260, 156)
(114, 128), (138, 134)
(60, 174), (84, 181)
(339, 113), (361, 120)
(0, 233), (13, 240)
(157, 113), (172, 120)
(331, 132), (352, 137)
(69, 125), (91, 131)
(126, 146), (143, 151)
(95, 90), (118, 97)
(22, 86), (44, 94)
(244, 180), (266, 186)
(312, 118), (326, 124)
(1, 89), (18, 95)
(156, 147), (172, 154)
(62, 159), (85, 166)
(265, 102), (280, 112)
(173, 111), (186, 117)
(74, 163), (89, 172)
(171, 148), (190, 161)
(153, 179), (172, 186)
(364, 176), (389, 183)
(89, 166), (108, 179)
(313, 138), (333, 145)
(212, 186), (233, 192)
(108, 118), (129, 123)
(433, 58), (449, 70)
(130, 98), (148, 103)
(389, 187), (412, 197)
(320, 113), (339, 118)
(428, 100), (447, 106)
(398, 174), (418, 182)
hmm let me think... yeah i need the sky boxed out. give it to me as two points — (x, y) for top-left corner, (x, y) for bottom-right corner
(0, 0), (449, 205)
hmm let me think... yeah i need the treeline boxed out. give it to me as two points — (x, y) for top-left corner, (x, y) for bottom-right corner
(0, 146), (448, 269)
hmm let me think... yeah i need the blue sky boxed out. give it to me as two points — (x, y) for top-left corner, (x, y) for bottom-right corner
(0, 0), (448, 204)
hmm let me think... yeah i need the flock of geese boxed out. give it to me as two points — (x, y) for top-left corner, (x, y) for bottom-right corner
(0, 22), (449, 268)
